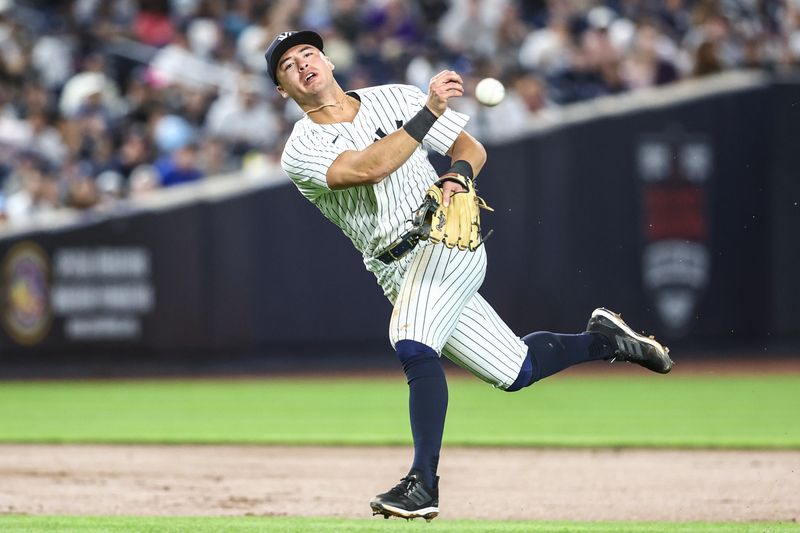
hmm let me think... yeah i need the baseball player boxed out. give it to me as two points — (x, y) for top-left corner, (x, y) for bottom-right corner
(267, 30), (673, 522)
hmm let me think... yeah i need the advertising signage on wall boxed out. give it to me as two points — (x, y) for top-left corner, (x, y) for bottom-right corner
(1, 243), (155, 346)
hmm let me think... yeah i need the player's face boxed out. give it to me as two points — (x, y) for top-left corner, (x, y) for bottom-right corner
(276, 45), (334, 99)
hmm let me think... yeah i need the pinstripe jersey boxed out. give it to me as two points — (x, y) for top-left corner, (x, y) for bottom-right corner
(281, 83), (528, 388)
(281, 84), (469, 299)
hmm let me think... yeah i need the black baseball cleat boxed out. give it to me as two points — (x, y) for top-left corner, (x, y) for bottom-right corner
(587, 308), (674, 374)
(370, 471), (439, 522)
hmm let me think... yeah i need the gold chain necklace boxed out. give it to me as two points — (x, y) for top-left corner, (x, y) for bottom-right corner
(305, 92), (348, 115)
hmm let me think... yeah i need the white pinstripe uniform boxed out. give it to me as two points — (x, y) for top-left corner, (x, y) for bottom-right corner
(281, 84), (527, 389)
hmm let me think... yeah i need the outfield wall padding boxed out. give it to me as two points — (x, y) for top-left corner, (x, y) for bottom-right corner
(0, 77), (797, 364)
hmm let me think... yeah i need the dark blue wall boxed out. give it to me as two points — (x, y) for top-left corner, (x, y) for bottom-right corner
(0, 81), (797, 367)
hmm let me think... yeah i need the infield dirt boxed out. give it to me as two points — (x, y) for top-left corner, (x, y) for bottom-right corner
(0, 445), (798, 522)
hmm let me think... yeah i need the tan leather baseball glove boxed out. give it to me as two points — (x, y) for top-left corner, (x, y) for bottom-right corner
(412, 173), (493, 252)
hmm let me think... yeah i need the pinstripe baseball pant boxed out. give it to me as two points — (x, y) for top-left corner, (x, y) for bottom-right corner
(388, 242), (528, 390)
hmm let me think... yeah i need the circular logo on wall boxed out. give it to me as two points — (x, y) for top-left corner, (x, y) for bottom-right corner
(1, 242), (52, 345)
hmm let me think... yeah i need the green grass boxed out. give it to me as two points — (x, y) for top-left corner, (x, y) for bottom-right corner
(0, 516), (796, 533)
(0, 374), (798, 448)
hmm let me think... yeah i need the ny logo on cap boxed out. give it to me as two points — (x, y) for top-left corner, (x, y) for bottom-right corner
(277, 31), (295, 41)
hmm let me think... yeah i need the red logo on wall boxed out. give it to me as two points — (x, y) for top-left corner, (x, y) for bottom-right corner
(637, 130), (712, 338)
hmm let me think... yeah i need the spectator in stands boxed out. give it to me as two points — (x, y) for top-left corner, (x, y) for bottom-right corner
(26, 110), (68, 166)
(656, 0), (693, 42)
(514, 73), (558, 120)
(620, 21), (679, 90)
(197, 135), (238, 176)
(108, 126), (153, 190)
(66, 84), (116, 169)
(134, 0), (174, 47)
(0, 6), (27, 84)
(63, 159), (100, 210)
(19, 81), (57, 120)
(155, 142), (203, 187)
(236, 3), (273, 74)
(693, 40), (724, 77)
(494, 1), (532, 72)
(204, 74), (279, 154)
(582, 8), (626, 94)
(0, 92), (29, 154)
(128, 163), (160, 197)
(30, 21), (75, 91)
(152, 113), (195, 154)
(518, 5), (572, 78)
(59, 52), (123, 118)
(5, 155), (59, 225)
(148, 23), (214, 89)
(237, 1), (302, 74)
(175, 85), (216, 129)
(439, 0), (508, 58)
(366, 0), (421, 46)
(96, 170), (125, 203)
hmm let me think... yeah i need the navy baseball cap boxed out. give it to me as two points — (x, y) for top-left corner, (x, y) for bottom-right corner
(265, 30), (324, 86)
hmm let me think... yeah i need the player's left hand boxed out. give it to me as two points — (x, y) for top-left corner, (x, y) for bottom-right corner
(413, 173), (493, 251)
(441, 180), (465, 207)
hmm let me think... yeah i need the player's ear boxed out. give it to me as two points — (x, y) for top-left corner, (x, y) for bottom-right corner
(323, 53), (335, 71)
(276, 85), (289, 99)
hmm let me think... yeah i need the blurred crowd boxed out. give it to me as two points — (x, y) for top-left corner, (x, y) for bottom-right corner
(0, 0), (798, 227)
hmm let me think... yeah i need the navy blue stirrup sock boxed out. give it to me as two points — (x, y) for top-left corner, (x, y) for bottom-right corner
(395, 340), (448, 488)
(506, 332), (614, 391)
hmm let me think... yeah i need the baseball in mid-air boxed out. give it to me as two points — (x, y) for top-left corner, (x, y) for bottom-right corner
(475, 78), (505, 107)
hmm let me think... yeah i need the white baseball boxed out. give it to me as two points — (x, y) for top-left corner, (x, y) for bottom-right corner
(475, 78), (505, 107)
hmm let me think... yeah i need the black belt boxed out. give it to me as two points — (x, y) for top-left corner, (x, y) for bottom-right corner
(376, 231), (421, 264)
